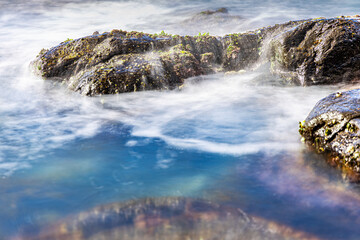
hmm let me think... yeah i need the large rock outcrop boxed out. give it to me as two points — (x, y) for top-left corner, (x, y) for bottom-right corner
(269, 17), (360, 85)
(20, 197), (319, 240)
(32, 16), (360, 95)
(32, 30), (261, 96)
(299, 89), (360, 182)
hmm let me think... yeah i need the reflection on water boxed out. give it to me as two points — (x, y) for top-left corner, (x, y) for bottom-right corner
(1, 0), (360, 239)
(221, 150), (360, 239)
(21, 197), (321, 240)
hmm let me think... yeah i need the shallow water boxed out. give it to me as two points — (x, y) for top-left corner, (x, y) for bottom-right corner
(1, 0), (360, 239)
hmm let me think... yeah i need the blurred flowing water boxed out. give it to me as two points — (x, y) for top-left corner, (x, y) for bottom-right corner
(1, 0), (360, 239)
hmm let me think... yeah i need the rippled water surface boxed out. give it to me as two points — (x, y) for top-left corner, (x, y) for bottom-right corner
(2, 0), (360, 239)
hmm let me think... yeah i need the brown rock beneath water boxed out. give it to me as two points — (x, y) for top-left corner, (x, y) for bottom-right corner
(17, 197), (319, 240)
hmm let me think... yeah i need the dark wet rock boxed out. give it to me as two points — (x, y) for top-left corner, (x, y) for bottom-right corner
(34, 33), (212, 95)
(20, 197), (319, 240)
(199, 8), (229, 15)
(269, 17), (360, 85)
(32, 29), (260, 96)
(299, 88), (360, 182)
(32, 16), (360, 95)
(181, 7), (242, 25)
(178, 7), (245, 35)
(222, 33), (260, 71)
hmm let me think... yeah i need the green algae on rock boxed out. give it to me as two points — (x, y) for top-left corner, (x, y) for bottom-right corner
(299, 88), (360, 182)
(21, 197), (320, 240)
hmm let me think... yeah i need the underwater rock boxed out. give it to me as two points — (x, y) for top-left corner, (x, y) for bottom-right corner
(198, 8), (229, 15)
(299, 88), (360, 182)
(32, 16), (360, 95)
(20, 197), (319, 240)
(179, 7), (245, 35)
(269, 17), (360, 85)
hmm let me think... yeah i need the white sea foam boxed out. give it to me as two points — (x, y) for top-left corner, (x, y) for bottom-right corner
(0, 162), (31, 177)
(108, 73), (337, 157)
(125, 140), (138, 147)
(155, 158), (174, 169)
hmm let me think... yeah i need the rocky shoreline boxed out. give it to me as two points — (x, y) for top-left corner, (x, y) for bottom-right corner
(32, 29), (260, 95)
(32, 15), (360, 95)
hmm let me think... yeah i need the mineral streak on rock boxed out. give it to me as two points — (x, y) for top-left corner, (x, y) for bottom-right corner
(299, 89), (360, 182)
(18, 197), (320, 240)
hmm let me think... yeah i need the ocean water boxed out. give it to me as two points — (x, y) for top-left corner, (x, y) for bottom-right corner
(1, 0), (360, 239)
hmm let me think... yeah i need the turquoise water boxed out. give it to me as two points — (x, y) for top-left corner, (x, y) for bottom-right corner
(2, 0), (360, 239)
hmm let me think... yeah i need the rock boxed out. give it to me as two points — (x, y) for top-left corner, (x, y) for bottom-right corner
(299, 88), (360, 182)
(178, 7), (244, 35)
(20, 197), (319, 240)
(32, 16), (360, 95)
(179, 7), (245, 35)
(32, 29), (261, 96)
(33, 32), (215, 95)
(269, 17), (360, 85)
(199, 8), (229, 15)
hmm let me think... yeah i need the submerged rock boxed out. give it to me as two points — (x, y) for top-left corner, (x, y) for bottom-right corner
(179, 7), (245, 35)
(32, 16), (360, 95)
(19, 197), (319, 240)
(299, 89), (360, 182)
(198, 7), (229, 15)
